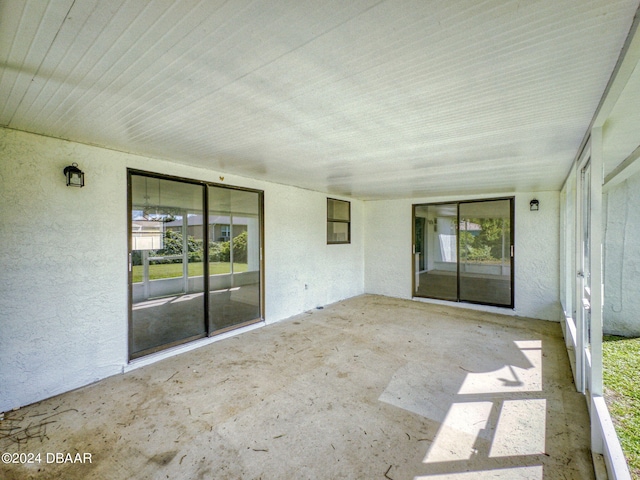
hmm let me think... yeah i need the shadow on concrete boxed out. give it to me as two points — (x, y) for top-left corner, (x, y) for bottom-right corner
(379, 330), (592, 479)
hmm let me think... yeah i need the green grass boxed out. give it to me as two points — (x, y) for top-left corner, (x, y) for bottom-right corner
(132, 262), (247, 283)
(603, 335), (640, 478)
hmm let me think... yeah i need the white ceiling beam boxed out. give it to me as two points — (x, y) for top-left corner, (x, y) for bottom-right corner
(593, 5), (640, 128)
(603, 143), (640, 192)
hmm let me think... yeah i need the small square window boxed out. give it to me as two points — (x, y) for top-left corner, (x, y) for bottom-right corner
(327, 198), (350, 244)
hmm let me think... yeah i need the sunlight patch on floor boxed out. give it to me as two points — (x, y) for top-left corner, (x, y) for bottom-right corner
(422, 402), (494, 463)
(414, 465), (543, 479)
(490, 399), (546, 457)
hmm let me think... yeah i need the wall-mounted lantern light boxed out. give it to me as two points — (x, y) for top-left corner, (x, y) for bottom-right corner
(63, 162), (84, 187)
(530, 199), (539, 211)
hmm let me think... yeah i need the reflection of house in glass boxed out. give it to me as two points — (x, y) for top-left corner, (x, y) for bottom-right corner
(131, 219), (164, 250)
(459, 219), (481, 237)
(164, 215), (248, 242)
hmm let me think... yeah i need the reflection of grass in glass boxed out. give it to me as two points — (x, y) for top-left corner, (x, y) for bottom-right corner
(132, 262), (248, 283)
(603, 335), (640, 477)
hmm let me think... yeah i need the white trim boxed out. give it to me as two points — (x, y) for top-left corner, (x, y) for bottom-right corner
(589, 127), (604, 400)
(565, 314), (578, 350)
(564, 314), (578, 382)
(593, 6), (640, 128)
(603, 144), (640, 192)
(574, 143), (590, 394)
(593, 396), (632, 480)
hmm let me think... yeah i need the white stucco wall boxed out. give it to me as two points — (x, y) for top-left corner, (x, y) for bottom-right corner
(1, 130), (129, 413)
(603, 171), (640, 336)
(514, 191), (561, 321)
(264, 184), (364, 322)
(364, 199), (413, 298)
(0, 128), (364, 411)
(364, 192), (562, 321)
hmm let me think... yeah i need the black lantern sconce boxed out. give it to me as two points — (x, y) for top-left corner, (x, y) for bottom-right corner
(530, 199), (539, 211)
(63, 162), (84, 187)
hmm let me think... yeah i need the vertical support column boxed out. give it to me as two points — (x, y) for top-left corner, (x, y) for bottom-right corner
(574, 151), (586, 394)
(590, 127), (605, 454)
(567, 174), (576, 307)
(590, 127), (604, 397)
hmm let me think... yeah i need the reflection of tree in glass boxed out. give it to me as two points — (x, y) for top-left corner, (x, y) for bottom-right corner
(132, 231), (249, 266)
(460, 218), (510, 262)
(209, 231), (247, 263)
(157, 230), (204, 263)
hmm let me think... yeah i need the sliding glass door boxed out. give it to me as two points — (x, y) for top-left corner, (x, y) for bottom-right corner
(459, 199), (512, 306)
(413, 203), (458, 301)
(129, 171), (263, 359)
(130, 176), (206, 357)
(208, 186), (262, 333)
(413, 198), (514, 308)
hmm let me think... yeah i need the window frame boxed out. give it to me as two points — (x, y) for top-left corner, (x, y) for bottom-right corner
(327, 197), (351, 244)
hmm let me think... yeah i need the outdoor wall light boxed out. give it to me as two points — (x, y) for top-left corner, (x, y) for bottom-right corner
(530, 199), (539, 211)
(63, 162), (84, 187)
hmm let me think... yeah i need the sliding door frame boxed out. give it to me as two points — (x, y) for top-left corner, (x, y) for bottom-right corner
(412, 196), (515, 308)
(206, 182), (265, 337)
(127, 169), (264, 360)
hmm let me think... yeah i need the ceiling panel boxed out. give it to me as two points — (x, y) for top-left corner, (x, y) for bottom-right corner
(1, 0), (638, 199)
(0, 0), (74, 122)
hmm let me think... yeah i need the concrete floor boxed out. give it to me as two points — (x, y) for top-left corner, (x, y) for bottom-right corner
(0, 295), (593, 479)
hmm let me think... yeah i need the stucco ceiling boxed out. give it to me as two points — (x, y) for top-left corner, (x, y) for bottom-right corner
(1, 0), (639, 199)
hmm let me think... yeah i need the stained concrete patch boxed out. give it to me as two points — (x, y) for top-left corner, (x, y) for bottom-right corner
(148, 450), (179, 466)
(0, 295), (594, 479)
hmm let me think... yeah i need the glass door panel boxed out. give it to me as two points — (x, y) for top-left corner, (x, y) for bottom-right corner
(130, 175), (206, 357)
(459, 199), (513, 306)
(413, 198), (514, 308)
(208, 186), (262, 333)
(413, 203), (458, 301)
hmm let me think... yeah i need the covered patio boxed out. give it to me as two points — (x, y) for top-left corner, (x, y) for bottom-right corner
(2, 1), (640, 478)
(0, 296), (592, 480)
